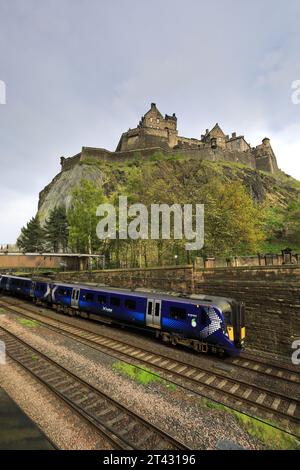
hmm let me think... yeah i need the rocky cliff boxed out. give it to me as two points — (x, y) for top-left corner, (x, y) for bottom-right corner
(37, 154), (300, 225)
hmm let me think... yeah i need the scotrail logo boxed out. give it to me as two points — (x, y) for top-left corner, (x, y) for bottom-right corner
(96, 196), (204, 251)
(0, 80), (6, 104)
(0, 340), (6, 365)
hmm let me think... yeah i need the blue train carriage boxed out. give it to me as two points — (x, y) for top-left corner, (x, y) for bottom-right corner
(51, 282), (147, 326)
(51, 282), (245, 356)
(31, 279), (52, 303)
(0, 274), (14, 293)
(0, 275), (52, 304)
(0, 275), (32, 297)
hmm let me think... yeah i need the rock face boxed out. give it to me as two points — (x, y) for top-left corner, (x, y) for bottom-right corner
(38, 163), (104, 224)
(37, 155), (300, 224)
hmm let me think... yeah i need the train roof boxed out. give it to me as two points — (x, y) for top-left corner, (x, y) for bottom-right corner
(2, 274), (235, 311)
(1, 274), (32, 281)
(52, 280), (234, 310)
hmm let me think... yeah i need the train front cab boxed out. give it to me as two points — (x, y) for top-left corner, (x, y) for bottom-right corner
(226, 300), (246, 348)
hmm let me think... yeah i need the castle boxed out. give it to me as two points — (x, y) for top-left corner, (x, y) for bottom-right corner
(60, 103), (279, 173)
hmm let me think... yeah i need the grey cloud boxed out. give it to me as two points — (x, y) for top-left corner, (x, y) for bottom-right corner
(1, 0), (300, 242)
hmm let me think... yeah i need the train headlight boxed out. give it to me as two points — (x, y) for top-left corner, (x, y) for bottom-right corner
(227, 326), (234, 341)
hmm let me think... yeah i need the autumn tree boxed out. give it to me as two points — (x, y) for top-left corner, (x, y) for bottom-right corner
(67, 179), (106, 253)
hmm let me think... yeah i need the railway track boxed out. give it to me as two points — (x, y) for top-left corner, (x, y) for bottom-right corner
(1, 297), (300, 434)
(230, 353), (300, 385)
(3, 296), (298, 386)
(0, 325), (190, 450)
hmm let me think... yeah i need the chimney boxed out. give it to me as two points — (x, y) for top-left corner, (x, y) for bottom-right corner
(262, 137), (270, 145)
(232, 132), (236, 139)
(151, 102), (156, 109)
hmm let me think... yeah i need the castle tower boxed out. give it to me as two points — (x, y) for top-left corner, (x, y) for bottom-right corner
(116, 103), (178, 152)
(254, 137), (278, 173)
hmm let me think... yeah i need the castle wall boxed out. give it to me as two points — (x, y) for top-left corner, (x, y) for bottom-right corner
(81, 147), (112, 161)
(60, 145), (258, 172)
(255, 155), (277, 173)
(118, 128), (172, 152)
(172, 147), (257, 168)
(81, 146), (169, 163)
(60, 153), (81, 171)
(177, 136), (204, 148)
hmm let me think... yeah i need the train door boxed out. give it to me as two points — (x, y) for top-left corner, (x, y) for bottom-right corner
(5, 277), (11, 291)
(71, 288), (80, 309)
(30, 281), (36, 298)
(146, 298), (161, 329)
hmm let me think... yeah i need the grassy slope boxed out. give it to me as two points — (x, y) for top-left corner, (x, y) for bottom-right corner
(38, 154), (300, 253)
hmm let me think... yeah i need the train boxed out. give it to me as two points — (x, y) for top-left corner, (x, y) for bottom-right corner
(0, 274), (245, 356)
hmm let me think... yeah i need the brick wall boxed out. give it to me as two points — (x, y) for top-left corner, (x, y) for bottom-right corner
(0, 255), (81, 271)
(57, 265), (194, 293)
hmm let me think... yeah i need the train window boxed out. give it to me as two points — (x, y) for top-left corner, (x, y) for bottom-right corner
(147, 302), (152, 315)
(200, 311), (207, 326)
(154, 303), (160, 317)
(111, 297), (120, 307)
(83, 293), (93, 302)
(98, 295), (106, 304)
(169, 306), (186, 321)
(59, 288), (71, 297)
(125, 299), (136, 310)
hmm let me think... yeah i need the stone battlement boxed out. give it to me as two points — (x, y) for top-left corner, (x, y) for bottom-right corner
(60, 103), (279, 174)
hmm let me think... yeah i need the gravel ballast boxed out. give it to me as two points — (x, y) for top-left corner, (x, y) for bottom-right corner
(0, 311), (268, 449)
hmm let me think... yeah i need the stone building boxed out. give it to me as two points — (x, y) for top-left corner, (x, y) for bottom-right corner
(116, 103), (178, 151)
(60, 103), (279, 174)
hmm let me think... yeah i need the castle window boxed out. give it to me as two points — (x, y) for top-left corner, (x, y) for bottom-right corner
(150, 117), (153, 122)
(157, 118), (160, 123)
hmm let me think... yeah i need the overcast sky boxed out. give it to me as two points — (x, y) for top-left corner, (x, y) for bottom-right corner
(1, 0), (300, 243)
